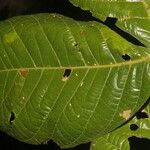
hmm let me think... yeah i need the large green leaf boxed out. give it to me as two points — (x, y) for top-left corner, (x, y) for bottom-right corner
(69, 0), (150, 47)
(0, 14), (150, 148)
(90, 101), (150, 150)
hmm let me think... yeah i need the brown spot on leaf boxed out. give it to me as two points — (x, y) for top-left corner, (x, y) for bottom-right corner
(19, 69), (29, 78)
(120, 110), (131, 120)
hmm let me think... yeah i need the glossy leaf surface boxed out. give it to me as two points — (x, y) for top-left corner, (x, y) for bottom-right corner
(90, 101), (150, 150)
(0, 14), (150, 148)
(69, 0), (150, 47)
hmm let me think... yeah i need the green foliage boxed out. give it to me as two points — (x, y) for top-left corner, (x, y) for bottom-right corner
(90, 102), (150, 150)
(0, 0), (150, 149)
(69, 0), (150, 47)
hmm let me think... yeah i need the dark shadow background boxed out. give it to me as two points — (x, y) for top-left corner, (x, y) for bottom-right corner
(0, 0), (95, 21)
(0, 0), (150, 149)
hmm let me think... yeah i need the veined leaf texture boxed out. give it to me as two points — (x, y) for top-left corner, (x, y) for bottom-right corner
(0, 0), (150, 148)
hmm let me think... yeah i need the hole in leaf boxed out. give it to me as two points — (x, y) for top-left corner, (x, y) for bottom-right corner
(74, 43), (78, 47)
(128, 136), (150, 150)
(130, 124), (139, 131)
(136, 111), (149, 119)
(62, 69), (71, 82)
(122, 54), (131, 61)
(72, 42), (79, 47)
(135, 98), (150, 119)
(9, 112), (15, 125)
(105, 17), (118, 25)
(63, 69), (71, 77)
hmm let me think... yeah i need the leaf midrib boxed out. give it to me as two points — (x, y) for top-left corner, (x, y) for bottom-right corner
(0, 56), (150, 73)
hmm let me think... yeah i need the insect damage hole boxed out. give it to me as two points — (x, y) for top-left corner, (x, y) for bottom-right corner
(9, 112), (15, 125)
(62, 69), (71, 82)
(130, 124), (139, 131)
(136, 111), (149, 119)
(72, 42), (78, 47)
(122, 54), (131, 61)
(128, 136), (150, 150)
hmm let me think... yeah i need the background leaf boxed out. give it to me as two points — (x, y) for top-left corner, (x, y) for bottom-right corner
(0, 13), (150, 148)
(69, 0), (150, 47)
(90, 100), (150, 150)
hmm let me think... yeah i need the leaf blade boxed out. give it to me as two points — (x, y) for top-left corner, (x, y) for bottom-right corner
(0, 14), (150, 148)
(69, 0), (150, 47)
